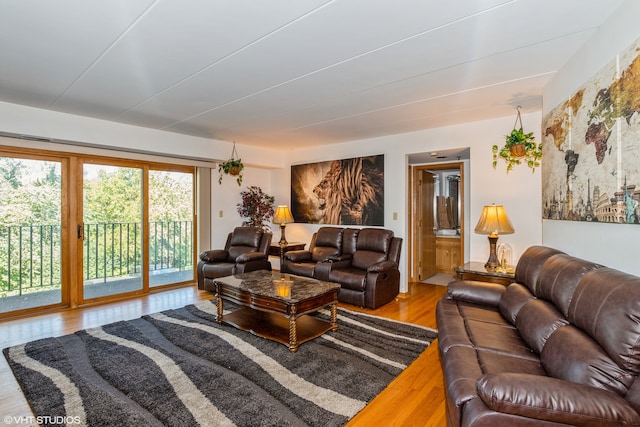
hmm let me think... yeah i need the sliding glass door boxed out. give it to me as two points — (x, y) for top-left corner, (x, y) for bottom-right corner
(82, 163), (143, 300)
(0, 155), (63, 314)
(0, 146), (196, 316)
(148, 170), (194, 288)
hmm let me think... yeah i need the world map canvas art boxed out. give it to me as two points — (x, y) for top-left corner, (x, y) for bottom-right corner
(542, 36), (640, 224)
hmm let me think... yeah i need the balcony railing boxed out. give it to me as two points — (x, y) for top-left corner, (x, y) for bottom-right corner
(0, 221), (193, 297)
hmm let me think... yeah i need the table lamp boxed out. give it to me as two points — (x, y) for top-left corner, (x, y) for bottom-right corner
(474, 204), (514, 270)
(273, 205), (294, 246)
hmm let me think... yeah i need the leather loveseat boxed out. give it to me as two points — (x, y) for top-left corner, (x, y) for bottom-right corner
(281, 226), (402, 309)
(436, 246), (640, 426)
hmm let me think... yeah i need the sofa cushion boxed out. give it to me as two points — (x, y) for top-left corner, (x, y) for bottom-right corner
(514, 246), (565, 295)
(311, 227), (343, 261)
(568, 268), (640, 373)
(229, 227), (262, 247)
(477, 351), (546, 376)
(341, 228), (359, 255)
(351, 229), (393, 270)
(498, 283), (535, 324)
(541, 326), (635, 396)
(515, 299), (568, 354)
(477, 373), (640, 427)
(536, 254), (603, 317)
(465, 319), (537, 361)
(328, 267), (366, 291)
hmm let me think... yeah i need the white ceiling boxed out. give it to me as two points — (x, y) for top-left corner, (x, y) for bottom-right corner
(0, 0), (624, 151)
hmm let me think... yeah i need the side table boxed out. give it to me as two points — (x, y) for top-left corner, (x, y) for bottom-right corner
(269, 242), (306, 268)
(454, 261), (515, 286)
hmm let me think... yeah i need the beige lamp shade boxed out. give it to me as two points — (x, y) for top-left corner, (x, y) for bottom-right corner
(273, 205), (294, 225)
(474, 204), (514, 236)
(474, 204), (514, 270)
(273, 205), (294, 247)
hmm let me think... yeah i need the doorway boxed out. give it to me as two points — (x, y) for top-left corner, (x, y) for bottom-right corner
(409, 161), (465, 283)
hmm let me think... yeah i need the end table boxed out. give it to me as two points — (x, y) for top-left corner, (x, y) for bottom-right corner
(454, 261), (515, 286)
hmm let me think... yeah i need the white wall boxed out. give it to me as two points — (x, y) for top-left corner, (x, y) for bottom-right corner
(276, 112), (543, 292)
(542, 0), (640, 275)
(210, 166), (274, 253)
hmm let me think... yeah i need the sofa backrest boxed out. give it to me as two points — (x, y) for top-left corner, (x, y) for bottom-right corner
(351, 228), (394, 270)
(310, 227), (344, 261)
(504, 250), (640, 409)
(226, 227), (270, 261)
(514, 246), (565, 294)
(536, 253), (603, 317)
(341, 228), (360, 256)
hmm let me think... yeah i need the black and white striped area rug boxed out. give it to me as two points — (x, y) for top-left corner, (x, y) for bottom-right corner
(4, 300), (436, 427)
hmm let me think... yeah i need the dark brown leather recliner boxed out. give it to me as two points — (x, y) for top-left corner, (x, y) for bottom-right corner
(280, 227), (344, 277)
(282, 227), (402, 309)
(197, 227), (272, 291)
(322, 228), (402, 309)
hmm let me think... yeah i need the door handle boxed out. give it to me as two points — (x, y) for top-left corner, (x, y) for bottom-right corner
(77, 224), (84, 240)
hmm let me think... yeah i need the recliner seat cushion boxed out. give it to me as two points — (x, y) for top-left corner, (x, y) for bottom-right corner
(328, 268), (366, 290)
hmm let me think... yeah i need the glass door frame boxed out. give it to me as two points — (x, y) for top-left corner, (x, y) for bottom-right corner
(0, 142), (197, 318)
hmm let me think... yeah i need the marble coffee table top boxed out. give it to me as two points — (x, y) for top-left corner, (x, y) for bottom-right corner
(213, 270), (340, 301)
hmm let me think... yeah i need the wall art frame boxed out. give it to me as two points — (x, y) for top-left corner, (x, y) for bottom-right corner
(541, 36), (640, 224)
(291, 154), (384, 226)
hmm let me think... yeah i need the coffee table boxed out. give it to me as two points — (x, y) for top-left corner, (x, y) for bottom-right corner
(212, 270), (340, 352)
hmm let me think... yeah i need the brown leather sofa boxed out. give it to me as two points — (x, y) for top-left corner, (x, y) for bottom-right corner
(281, 226), (402, 309)
(436, 246), (640, 426)
(197, 227), (272, 291)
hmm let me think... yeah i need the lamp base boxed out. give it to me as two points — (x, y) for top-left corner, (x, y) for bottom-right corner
(484, 233), (499, 271)
(278, 224), (288, 246)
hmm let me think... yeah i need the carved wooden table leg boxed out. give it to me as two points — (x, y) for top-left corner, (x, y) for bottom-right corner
(216, 284), (224, 325)
(288, 306), (298, 353)
(330, 303), (338, 331)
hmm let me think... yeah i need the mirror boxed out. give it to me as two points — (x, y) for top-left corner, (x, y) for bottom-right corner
(434, 170), (460, 235)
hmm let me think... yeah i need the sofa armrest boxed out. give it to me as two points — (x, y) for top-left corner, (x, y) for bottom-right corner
(236, 251), (267, 263)
(447, 280), (505, 306)
(325, 254), (352, 262)
(367, 260), (398, 273)
(284, 250), (312, 262)
(477, 373), (640, 427)
(199, 249), (228, 262)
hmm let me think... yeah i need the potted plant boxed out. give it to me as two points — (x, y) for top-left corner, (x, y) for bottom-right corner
(218, 142), (244, 185)
(237, 186), (275, 231)
(492, 107), (543, 173)
(218, 158), (244, 185)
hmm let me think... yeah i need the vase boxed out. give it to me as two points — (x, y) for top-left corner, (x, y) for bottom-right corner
(509, 144), (526, 157)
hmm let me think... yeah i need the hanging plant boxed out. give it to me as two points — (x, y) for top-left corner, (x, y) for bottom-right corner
(237, 186), (275, 231)
(492, 106), (542, 173)
(218, 142), (244, 185)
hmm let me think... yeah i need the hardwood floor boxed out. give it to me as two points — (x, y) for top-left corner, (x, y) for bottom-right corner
(0, 282), (448, 426)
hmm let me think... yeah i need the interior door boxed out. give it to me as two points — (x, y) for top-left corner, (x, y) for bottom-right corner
(419, 170), (437, 279)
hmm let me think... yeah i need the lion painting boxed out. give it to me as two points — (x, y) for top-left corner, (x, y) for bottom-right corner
(291, 155), (384, 225)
